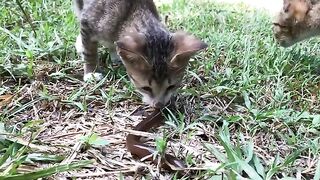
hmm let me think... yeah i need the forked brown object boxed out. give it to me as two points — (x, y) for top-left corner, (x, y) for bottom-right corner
(126, 103), (186, 171)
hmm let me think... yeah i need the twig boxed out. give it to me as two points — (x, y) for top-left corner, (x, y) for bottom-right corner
(41, 131), (88, 140)
(15, 0), (37, 37)
(40, 125), (156, 141)
(61, 141), (83, 164)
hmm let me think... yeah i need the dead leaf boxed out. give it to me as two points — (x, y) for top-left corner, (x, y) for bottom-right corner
(0, 94), (14, 108)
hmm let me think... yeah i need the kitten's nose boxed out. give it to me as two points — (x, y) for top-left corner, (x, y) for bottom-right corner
(154, 102), (164, 108)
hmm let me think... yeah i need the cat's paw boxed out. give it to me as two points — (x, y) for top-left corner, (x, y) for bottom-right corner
(75, 35), (84, 54)
(83, 72), (104, 82)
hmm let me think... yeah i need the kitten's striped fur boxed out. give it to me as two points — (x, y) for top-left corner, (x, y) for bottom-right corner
(74, 0), (207, 107)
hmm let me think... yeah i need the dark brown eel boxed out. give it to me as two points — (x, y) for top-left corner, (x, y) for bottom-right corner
(126, 104), (186, 171)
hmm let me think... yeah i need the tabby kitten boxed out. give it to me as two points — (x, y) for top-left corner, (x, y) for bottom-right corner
(74, 0), (207, 107)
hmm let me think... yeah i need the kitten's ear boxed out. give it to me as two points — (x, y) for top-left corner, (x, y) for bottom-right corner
(169, 31), (207, 71)
(116, 33), (151, 71)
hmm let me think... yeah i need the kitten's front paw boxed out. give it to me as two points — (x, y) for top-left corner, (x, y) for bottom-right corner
(83, 72), (104, 82)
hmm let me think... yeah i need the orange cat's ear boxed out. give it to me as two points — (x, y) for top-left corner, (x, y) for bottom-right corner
(169, 31), (207, 72)
(116, 33), (151, 72)
(282, 0), (311, 22)
(283, 0), (311, 13)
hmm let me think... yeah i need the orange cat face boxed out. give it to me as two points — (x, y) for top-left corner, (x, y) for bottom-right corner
(273, 0), (315, 47)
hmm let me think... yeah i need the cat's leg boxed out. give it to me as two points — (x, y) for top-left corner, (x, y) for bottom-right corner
(77, 24), (103, 82)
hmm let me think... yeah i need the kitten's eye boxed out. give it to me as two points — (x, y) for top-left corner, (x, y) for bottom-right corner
(141, 86), (152, 93)
(166, 85), (176, 92)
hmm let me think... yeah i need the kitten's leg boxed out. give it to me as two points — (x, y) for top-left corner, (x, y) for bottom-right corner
(77, 25), (103, 81)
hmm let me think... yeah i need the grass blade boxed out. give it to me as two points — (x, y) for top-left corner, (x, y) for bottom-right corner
(253, 154), (265, 178)
(0, 160), (93, 180)
(266, 149), (303, 180)
(0, 144), (15, 167)
(0, 27), (28, 49)
(203, 143), (227, 162)
(236, 159), (263, 180)
(314, 159), (320, 180)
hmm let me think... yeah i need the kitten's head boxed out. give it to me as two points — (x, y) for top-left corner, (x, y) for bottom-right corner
(273, 0), (314, 47)
(116, 31), (207, 108)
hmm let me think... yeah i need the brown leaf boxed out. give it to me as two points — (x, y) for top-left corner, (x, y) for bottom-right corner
(0, 94), (14, 108)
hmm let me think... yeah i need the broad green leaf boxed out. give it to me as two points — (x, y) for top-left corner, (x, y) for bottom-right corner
(313, 115), (320, 127)
(91, 138), (109, 146)
(156, 137), (167, 154)
(89, 134), (109, 147)
(243, 91), (251, 110)
(253, 154), (265, 178)
(73, 102), (86, 111)
(244, 140), (254, 163)
(236, 159), (263, 180)
(80, 134), (90, 143)
(88, 133), (98, 144)
(80, 133), (109, 147)
(204, 143), (227, 162)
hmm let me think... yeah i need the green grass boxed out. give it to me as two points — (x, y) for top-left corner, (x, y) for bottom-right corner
(1, 0), (320, 179)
